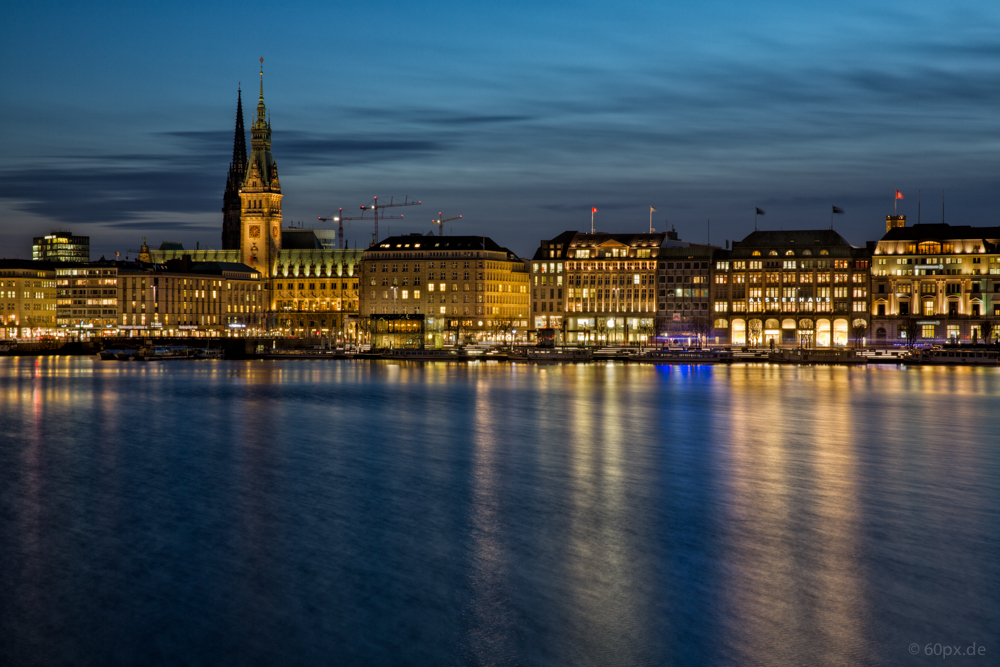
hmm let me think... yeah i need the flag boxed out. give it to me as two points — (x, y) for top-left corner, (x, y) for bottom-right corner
(755, 207), (765, 215)
(650, 205), (657, 212)
(832, 206), (844, 214)
(895, 190), (904, 200)
(592, 207), (598, 213)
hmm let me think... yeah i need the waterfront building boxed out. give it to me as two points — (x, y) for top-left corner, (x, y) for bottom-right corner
(32, 231), (89, 263)
(657, 245), (717, 343)
(116, 256), (265, 336)
(712, 230), (871, 347)
(56, 261), (120, 334)
(0, 260), (57, 338)
(870, 218), (1000, 344)
(360, 234), (529, 346)
(536, 231), (664, 345)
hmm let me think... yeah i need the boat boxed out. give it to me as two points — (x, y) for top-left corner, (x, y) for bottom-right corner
(524, 348), (593, 363)
(98, 349), (136, 360)
(910, 348), (1000, 366)
(768, 348), (867, 365)
(380, 348), (470, 361)
(135, 346), (193, 361)
(192, 347), (225, 359)
(631, 348), (734, 364)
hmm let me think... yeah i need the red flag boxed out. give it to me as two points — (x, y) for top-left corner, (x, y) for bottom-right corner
(895, 190), (904, 200)
(591, 207), (598, 213)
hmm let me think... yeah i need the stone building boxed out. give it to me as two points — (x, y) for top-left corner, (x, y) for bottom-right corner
(531, 231), (664, 345)
(56, 261), (120, 333)
(221, 87), (247, 251)
(0, 260), (57, 338)
(360, 234), (529, 346)
(711, 230), (871, 347)
(870, 218), (1000, 344)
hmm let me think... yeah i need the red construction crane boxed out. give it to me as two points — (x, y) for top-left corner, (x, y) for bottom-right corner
(359, 195), (421, 243)
(431, 212), (462, 236)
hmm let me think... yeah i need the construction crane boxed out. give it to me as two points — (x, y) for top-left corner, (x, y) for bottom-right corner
(318, 208), (368, 249)
(431, 212), (462, 236)
(359, 195), (422, 243)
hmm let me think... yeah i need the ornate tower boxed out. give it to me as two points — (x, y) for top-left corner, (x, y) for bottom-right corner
(239, 59), (282, 275)
(222, 87), (247, 250)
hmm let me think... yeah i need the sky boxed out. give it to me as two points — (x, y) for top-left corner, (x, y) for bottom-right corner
(2, 0), (999, 260)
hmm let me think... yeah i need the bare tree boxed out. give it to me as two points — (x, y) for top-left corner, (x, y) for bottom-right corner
(748, 319), (763, 348)
(635, 321), (655, 351)
(851, 319), (868, 349)
(897, 318), (918, 349)
(692, 316), (712, 347)
(981, 319), (995, 345)
(594, 318), (608, 347)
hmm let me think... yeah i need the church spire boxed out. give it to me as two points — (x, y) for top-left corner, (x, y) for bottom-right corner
(232, 85), (246, 169)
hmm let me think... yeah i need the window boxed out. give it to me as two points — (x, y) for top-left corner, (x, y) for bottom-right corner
(922, 324), (935, 338)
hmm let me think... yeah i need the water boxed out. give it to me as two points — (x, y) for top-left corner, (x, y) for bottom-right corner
(1, 358), (998, 666)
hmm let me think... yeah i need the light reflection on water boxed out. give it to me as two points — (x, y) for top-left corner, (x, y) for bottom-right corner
(1, 358), (998, 666)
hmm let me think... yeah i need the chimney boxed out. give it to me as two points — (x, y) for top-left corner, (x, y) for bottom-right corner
(886, 215), (906, 232)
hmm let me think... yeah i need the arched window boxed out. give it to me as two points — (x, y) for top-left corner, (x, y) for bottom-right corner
(802, 249), (812, 256)
(785, 250), (795, 256)
(769, 250), (778, 256)
(820, 249), (829, 256)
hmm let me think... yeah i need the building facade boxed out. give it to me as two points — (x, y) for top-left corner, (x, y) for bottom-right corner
(533, 232), (663, 345)
(870, 219), (1000, 344)
(360, 234), (529, 346)
(0, 260), (57, 338)
(56, 262), (119, 333)
(712, 230), (871, 347)
(657, 245), (716, 343)
(270, 248), (362, 339)
(32, 232), (89, 263)
(116, 259), (265, 336)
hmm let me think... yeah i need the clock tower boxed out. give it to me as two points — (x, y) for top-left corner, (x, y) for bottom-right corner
(239, 58), (282, 275)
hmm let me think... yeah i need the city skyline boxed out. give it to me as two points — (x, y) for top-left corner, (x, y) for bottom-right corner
(2, 0), (999, 260)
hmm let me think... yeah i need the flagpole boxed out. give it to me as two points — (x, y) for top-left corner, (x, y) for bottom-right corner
(894, 190), (897, 216)
(591, 208), (594, 234)
(649, 207), (652, 234)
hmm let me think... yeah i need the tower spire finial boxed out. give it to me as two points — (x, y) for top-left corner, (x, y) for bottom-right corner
(259, 57), (264, 102)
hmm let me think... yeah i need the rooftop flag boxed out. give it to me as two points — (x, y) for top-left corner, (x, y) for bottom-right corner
(755, 207), (765, 215)
(832, 206), (844, 214)
(592, 207), (598, 213)
(895, 190), (904, 199)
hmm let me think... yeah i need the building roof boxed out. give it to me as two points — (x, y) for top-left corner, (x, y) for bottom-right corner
(370, 234), (520, 258)
(0, 259), (57, 271)
(733, 229), (853, 248)
(879, 223), (1000, 243)
(532, 231), (666, 260)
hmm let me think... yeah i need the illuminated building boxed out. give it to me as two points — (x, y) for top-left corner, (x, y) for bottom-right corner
(712, 230), (871, 347)
(536, 231), (664, 345)
(116, 257), (265, 336)
(657, 245), (717, 343)
(56, 262), (120, 333)
(870, 218), (1000, 344)
(360, 234), (529, 346)
(0, 260), (57, 338)
(32, 231), (89, 263)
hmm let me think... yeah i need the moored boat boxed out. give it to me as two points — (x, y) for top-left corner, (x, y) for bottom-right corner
(631, 349), (734, 364)
(380, 348), (470, 361)
(910, 348), (1000, 366)
(524, 348), (593, 363)
(768, 348), (867, 365)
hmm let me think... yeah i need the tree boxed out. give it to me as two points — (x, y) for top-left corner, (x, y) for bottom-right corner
(981, 319), (995, 346)
(594, 318), (608, 347)
(897, 318), (918, 349)
(851, 319), (868, 349)
(748, 319), (763, 347)
(692, 316), (712, 347)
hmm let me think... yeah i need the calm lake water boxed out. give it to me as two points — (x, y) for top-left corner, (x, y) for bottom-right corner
(1, 358), (998, 666)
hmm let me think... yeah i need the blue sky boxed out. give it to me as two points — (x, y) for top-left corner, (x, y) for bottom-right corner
(2, 0), (999, 259)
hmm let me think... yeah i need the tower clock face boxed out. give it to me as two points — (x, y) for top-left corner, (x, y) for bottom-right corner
(249, 225), (261, 238)
(272, 226), (279, 238)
